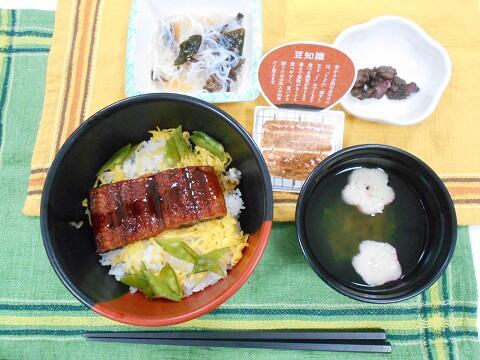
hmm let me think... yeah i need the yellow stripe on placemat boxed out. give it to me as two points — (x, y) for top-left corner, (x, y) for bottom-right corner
(0, 315), (476, 331)
(0, 33), (9, 48)
(9, 36), (51, 47)
(24, 0), (480, 225)
(0, 11), (9, 33)
(442, 175), (480, 202)
(441, 175), (480, 224)
(24, 0), (80, 212)
(429, 282), (443, 309)
(23, 0), (118, 216)
(273, 192), (297, 222)
(432, 337), (449, 360)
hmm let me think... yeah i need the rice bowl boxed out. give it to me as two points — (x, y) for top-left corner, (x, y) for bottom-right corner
(88, 127), (249, 301)
(41, 93), (273, 326)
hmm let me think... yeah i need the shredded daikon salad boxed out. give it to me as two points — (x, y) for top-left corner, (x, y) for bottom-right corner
(150, 13), (246, 93)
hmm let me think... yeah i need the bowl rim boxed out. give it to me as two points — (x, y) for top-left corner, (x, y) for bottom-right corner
(40, 93), (273, 326)
(295, 144), (457, 303)
(334, 15), (452, 126)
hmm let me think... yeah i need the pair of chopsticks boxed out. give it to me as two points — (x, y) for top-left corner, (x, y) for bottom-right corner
(85, 329), (392, 353)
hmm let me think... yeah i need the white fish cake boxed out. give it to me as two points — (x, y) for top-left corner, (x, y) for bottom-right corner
(352, 240), (402, 286)
(341, 168), (395, 215)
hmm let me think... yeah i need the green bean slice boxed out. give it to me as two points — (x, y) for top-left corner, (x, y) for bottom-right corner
(164, 137), (180, 166)
(190, 131), (225, 159)
(143, 264), (183, 301)
(192, 248), (229, 277)
(173, 125), (189, 157)
(96, 143), (135, 175)
(155, 238), (198, 263)
(120, 273), (154, 299)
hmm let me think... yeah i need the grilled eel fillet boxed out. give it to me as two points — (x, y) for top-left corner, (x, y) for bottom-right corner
(89, 166), (227, 253)
(260, 120), (334, 180)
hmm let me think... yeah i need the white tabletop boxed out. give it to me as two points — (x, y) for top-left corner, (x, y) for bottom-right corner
(0, 0), (56, 10)
(2, 0), (479, 333)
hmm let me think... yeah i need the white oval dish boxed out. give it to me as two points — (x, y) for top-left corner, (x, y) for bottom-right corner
(334, 16), (451, 126)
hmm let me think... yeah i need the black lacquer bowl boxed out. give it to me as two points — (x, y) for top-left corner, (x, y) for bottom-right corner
(296, 145), (457, 303)
(41, 94), (273, 326)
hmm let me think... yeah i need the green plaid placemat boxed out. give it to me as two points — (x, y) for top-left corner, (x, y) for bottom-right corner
(0, 9), (478, 360)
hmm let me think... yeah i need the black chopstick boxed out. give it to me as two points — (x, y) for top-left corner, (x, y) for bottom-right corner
(85, 329), (386, 341)
(85, 330), (391, 353)
(86, 337), (391, 353)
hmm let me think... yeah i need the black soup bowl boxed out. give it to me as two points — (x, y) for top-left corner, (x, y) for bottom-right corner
(296, 144), (456, 303)
(41, 93), (273, 326)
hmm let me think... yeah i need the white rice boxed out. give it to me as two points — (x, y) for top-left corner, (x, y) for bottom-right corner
(100, 249), (122, 267)
(122, 139), (166, 179)
(222, 167), (244, 217)
(183, 272), (223, 297)
(225, 188), (245, 218)
(224, 167), (242, 183)
(108, 263), (126, 282)
(68, 221), (84, 229)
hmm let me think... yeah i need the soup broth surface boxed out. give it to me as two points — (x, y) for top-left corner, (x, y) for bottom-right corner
(305, 167), (427, 287)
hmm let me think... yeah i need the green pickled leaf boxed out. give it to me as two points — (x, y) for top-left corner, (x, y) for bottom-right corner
(174, 34), (202, 66)
(155, 238), (198, 263)
(142, 264), (183, 302)
(120, 273), (154, 299)
(96, 143), (135, 175)
(190, 131), (225, 159)
(224, 28), (245, 55)
(192, 248), (229, 277)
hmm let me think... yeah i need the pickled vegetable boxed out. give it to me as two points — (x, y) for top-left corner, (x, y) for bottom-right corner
(351, 66), (419, 100)
(174, 34), (202, 66)
(224, 28), (245, 55)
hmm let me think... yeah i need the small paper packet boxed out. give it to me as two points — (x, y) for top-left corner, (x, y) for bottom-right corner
(253, 106), (344, 193)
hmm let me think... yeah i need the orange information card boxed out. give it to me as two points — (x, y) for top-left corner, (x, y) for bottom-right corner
(258, 42), (356, 110)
